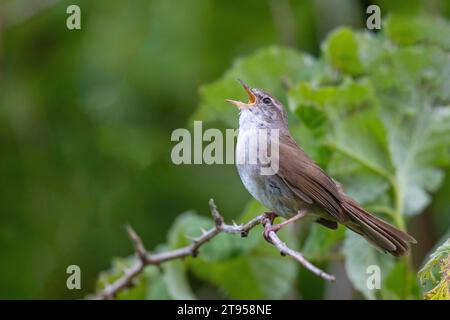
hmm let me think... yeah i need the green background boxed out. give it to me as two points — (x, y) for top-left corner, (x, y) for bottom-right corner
(1, 0), (449, 299)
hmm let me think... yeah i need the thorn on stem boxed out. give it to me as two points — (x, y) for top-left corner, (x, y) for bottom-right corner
(209, 198), (224, 227)
(185, 235), (198, 243)
(126, 224), (148, 262)
(126, 224), (138, 242)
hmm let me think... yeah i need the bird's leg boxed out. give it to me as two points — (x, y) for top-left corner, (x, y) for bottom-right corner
(273, 210), (307, 230)
(262, 212), (278, 224)
(262, 212), (278, 243)
(263, 210), (306, 243)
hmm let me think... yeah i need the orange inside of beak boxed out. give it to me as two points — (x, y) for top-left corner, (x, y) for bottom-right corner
(241, 80), (256, 105)
(225, 79), (256, 108)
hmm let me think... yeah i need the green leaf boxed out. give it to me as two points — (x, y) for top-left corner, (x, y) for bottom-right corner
(302, 224), (345, 261)
(95, 256), (148, 300)
(145, 267), (172, 300)
(385, 14), (450, 50)
(385, 106), (450, 216)
(322, 27), (364, 76)
(385, 14), (427, 47)
(383, 260), (420, 300)
(162, 261), (197, 300)
(343, 231), (395, 300)
(423, 277), (450, 300)
(418, 237), (450, 300)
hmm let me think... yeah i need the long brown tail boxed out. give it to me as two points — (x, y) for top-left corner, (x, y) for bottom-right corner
(341, 196), (417, 257)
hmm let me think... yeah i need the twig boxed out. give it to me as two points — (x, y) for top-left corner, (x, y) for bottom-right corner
(262, 217), (336, 282)
(96, 199), (334, 299)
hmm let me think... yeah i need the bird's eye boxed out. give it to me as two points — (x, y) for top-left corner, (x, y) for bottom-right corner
(262, 97), (272, 105)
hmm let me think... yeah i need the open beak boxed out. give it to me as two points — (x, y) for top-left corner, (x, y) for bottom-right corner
(225, 79), (257, 109)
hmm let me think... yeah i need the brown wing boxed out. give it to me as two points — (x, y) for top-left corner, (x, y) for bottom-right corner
(276, 135), (346, 222)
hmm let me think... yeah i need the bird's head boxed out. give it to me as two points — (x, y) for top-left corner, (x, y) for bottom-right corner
(225, 79), (288, 129)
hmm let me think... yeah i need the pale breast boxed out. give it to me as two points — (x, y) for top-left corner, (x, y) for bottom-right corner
(236, 129), (308, 217)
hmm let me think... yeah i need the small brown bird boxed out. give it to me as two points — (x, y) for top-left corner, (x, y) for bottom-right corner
(226, 80), (416, 256)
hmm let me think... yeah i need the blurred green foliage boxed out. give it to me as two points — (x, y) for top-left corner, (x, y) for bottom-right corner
(1, 0), (450, 299)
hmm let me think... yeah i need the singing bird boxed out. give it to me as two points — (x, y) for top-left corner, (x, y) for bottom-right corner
(226, 80), (416, 256)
